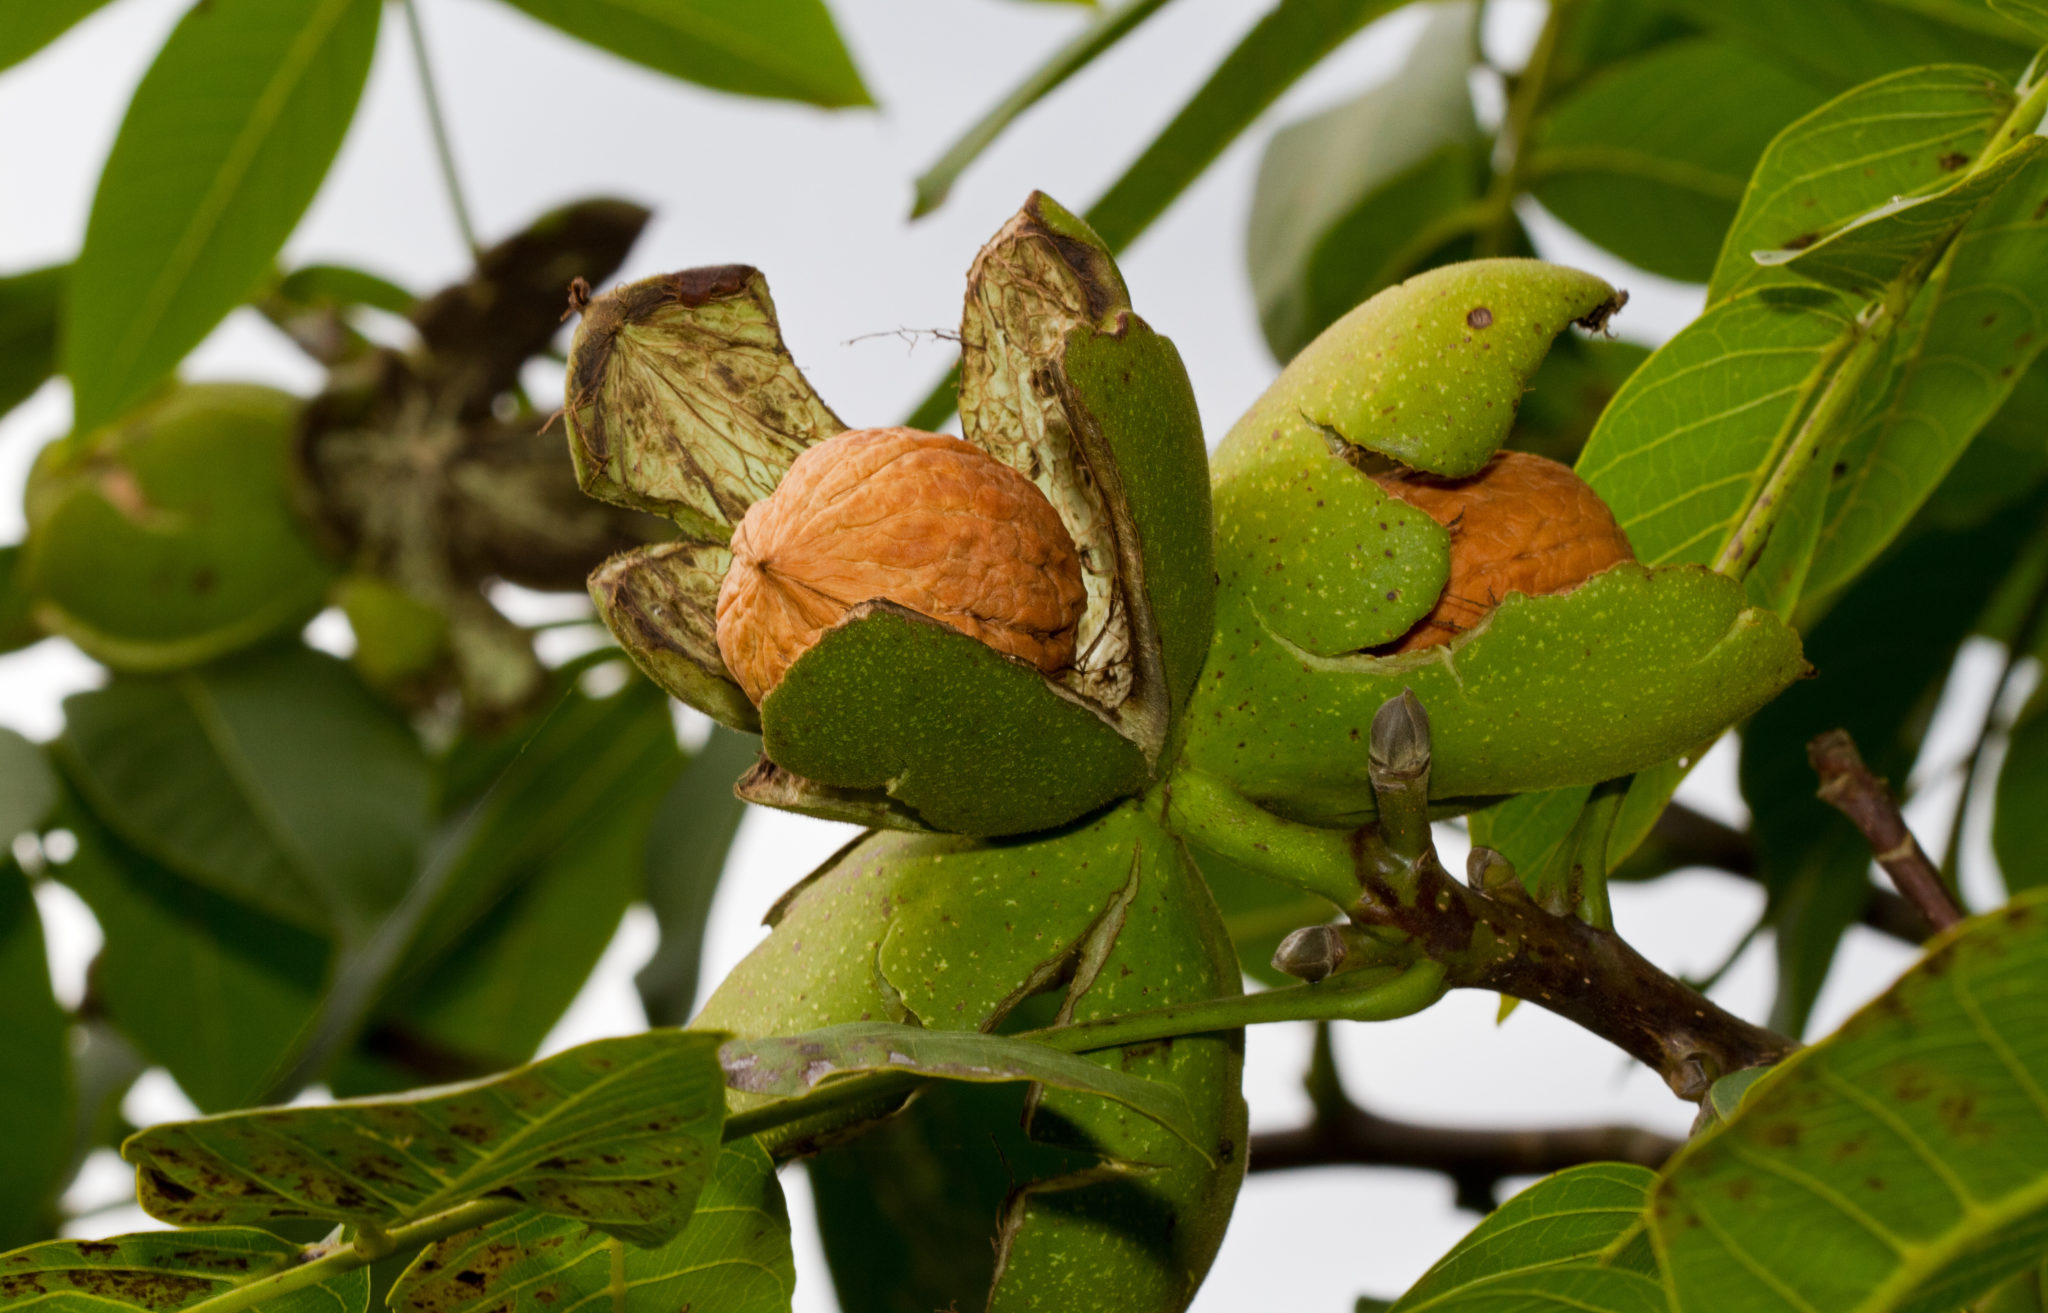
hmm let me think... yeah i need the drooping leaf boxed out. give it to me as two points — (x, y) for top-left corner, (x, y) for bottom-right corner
(720, 1021), (1207, 1154)
(1655, 890), (2048, 1312)
(1527, 39), (1829, 282)
(391, 1140), (792, 1313)
(0, 862), (70, 1249)
(57, 646), (430, 940)
(637, 725), (753, 1028)
(0, 264), (62, 423)
(0, 1230), (368, 1313)
(1390, 1165), (1658, 1310)
(64, 0), (382, 431)
(1246, 0), (1483, 361)
(0, 732), (56, 847)
(52, 791), (330, 1112)
(1085, 0), (1408, 251)
(1805, 153), (2048, 597)
(911, 0), (1176, 218)
(126, 1029), (728, 1247)
(1708, 64), (2017, 304)
(494, 0), (871, 107)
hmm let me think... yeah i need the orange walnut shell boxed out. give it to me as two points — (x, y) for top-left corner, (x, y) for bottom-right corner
(714, 427), (1087, 704)
(1372, 450), (1635, 653)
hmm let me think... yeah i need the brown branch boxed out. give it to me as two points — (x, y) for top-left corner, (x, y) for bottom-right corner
(1612, 802), (1927, 945)
(1246, 1026), (1680, 1212)
(1808, 730), (1962, 933)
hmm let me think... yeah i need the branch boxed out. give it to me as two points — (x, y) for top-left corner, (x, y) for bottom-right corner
(1247, 1026), (1678, 1211)
(1808, 730), (1962, 933)
(1613, 801), (1928, 944)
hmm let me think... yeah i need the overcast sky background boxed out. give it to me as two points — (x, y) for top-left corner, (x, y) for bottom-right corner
(0, 1), (2012, 1308)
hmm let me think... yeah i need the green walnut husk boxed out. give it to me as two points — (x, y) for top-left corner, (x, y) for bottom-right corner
(570, 193), (1213, 837)
(694, 800), (1246, 1312)
(21, 384), (336, 669)
(1186, 260), (1807, 826)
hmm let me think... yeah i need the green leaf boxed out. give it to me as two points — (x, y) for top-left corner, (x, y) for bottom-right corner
(0, 863), (70, 1250)
(1806, 153), (2048, 597)
(0, 731), (56, 846)
(390, 1140), (792, 1313)
(1990, 0), (2048, 37)
(911, 0), (1175, 218)
(494, 0), (871, 107)
(351, 677), (685, 1082)
(1753, 137), (2045, 296)
(126, 1030), (728, 1247)
(637, 726), (753, 1028)
(1577, 285), (1856, 567)
(1391, 1164), (1658, 1310)
(1742, 501), (2036, 1034)
(1527, 39), (1829, 283)
(0, 264), (62, 423)
(1246, 0), (1484, 361)
(52, 790), (329, 1112)
(1708, 65), (2017, 304)
(65, 0), (381, 431)
(1192, 846), (1333, 987)
(1663, 0), (2033, 93)
(274, 263), (416, 316)
(0, 548), (38, 657)
(0, 1230), (367, 1313)
(1086, 0), (1408, 250)
(1995, 690), (2048, 895)
(720, 1021), (1208, 1154)
(57, 646), (430, 939)
(1506, 333), (1650, 468)
(0, 0), (116, 73)
(1392, 1266), (1669, 1312)
(1655, 889), (2048, 1312)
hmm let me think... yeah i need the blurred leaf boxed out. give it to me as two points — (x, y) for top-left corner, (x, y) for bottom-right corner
(259, 263), (417, 366)
(1807, 153), (2048, 597)
(0, 548), (41, 655)
(53, 790), (329, 1112)
(1656, 890), (2048, 1312)
(637, 725), (753, 1027)
(392, 1140), (792, 1313)
(722, 1022), (1207, 1153)
(0, 264), (62, 422)
(65, 0), (381, 431)
(0, 730), (56, 845)
(128, 1030), (728, 1246)
(1543, 0), (1699, 99)
(1577, 284), (1855, 567)
(0, 862), (70, 1249)
(494, 0), (871, 108)
(1247, 1), (1482, 361)
(0, 1230), (367, 1313)
(1995, 688), (2048, 894)
(912, 0), (1176, 218)
(1087, 0), (1408, 250)
(1506, 334), (1649, 467)
(1192, 846), (1331, 987)
(1742, 500), (2035, 1035)
(1663, 0), (2032, 93)
(1526, 40), (1827, 282)
(58, 646), (430, 939)
(0, 0), (116, 73)
(1390, 1164), (1658, 1310)
(276, 264), (416, 316)
(1709, 65), (2016, 304)
(1990, 0), (2048, 37)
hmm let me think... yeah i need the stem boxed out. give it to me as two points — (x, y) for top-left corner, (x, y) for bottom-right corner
(1165, 770), (1360, 908)
(1808, 730), (1963, 932)
(1474, 0), (1568, 256)
(401, 0), (480, 256)
(186, 1199), (517, 1313)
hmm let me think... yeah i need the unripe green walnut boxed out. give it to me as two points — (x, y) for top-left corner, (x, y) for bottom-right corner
(714, 427), (1086, 704)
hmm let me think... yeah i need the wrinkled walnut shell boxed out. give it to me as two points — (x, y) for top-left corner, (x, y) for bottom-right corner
(1372, 450), (1634, 652)
(715, 427), (1086, 703)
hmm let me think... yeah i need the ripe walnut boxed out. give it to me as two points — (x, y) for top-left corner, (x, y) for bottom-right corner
(1372, 450), (1634, 653)
(715, 427), (1087, 704)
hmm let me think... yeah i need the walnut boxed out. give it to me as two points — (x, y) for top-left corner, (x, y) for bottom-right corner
(1372, 450), (1634, 653)
(714, 427), (1087, 704)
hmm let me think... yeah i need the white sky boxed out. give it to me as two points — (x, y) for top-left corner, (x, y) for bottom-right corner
(0, 1), (1980, 1308)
